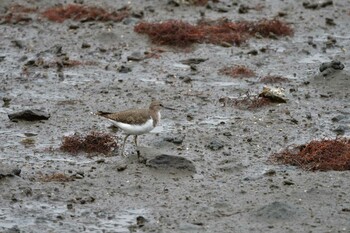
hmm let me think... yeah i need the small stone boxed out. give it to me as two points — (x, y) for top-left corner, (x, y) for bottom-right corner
(238, 4), (249, 14)
(206, 140), (224, 151)
(223, 132), (232, 136)
(74, 174), (84, 179)
(118, 65), (132, 73)
(3, 97), (11, 107)
(67, 203), (73, 210)
(81, 43), (91, 48)
(132, 11), (144, 18)
(116, 164), (127, 172)
(264, 169), (276, 176)
(319, 60), (344, 73)
(325, 18), (336, 26)
(136, 216), (148, 227)
(11, 40), (24, 49)
(164, 136), (184, 145)
(127, 52), (145, 61)
(283, 180), (295, 186)
(69, 25), (79, 30)
(8, 109), (50, 122)
(180, 58), (208, 65)
(179, 76), (192, 83)
(247, 49), (258, 55)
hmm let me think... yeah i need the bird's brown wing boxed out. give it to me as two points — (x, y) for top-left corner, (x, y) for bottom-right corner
(97, 108), (151, 125)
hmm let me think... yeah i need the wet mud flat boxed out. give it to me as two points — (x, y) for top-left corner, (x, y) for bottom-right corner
(1, 0), (350, 232)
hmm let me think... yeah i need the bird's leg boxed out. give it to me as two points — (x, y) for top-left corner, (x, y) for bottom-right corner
(120, 134), (130, 157)
(134, 135), (138, 147)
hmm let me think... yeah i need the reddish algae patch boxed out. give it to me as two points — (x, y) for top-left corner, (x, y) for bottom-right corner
(134, 18), (293, 47)
(270, 138), (350, 171)
(41, 4), (130, 23)
(60, 131), (117, 155)
(219, 65), (255, 78)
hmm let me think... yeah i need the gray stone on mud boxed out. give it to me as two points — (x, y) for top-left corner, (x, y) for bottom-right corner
(164, 135), (184, 144)
(0, 164), (21, 179)
(127, 52), (145, 61)
(138, 147), (195, 173)
(319, 60), (344, 73)
(206, 139), (224, 151)
(8, 109), (50, 122)
(255, 201), (301, 222)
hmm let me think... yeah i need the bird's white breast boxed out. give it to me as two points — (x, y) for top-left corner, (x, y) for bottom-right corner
(109, 118), (155, 135)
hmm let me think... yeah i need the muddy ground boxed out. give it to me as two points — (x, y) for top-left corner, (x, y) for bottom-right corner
(1, 0), (350, 232)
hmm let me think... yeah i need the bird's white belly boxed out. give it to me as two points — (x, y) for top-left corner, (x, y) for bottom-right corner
(110, 118), (155, 135)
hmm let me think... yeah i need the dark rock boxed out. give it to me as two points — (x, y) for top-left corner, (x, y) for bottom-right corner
(319, 60), (344, 73)
(118, 65), (132, 73)
(69, 25), (79, 30)
(8, 109), (50, 122)
(81, 43), (91, 48)
(132, 11), (144, 18)
(333, 125), (349, 135)
(325, 18), (336, 26)
(3, 97), (11, 107)
(303, 0), (332, 9)
(206, 140), (224, 151)
(264, 169), (276, 176)
(179, 76), (192, 83)
(283, 180), (294, 186)
(11, 40), (24, 49)
(247, 49), (258, 55)
(238, 4), (249, 14)
(180, 58), (208, 65)
(331, 114), (347, 122)
(116, 164), (127, 171)
(127, 52), (145, 61)
(0, 164), (21, 179)
(164, 135), (184, 145)
(136, 216), (148, 227)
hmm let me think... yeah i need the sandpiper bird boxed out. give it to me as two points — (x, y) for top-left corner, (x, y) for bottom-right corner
(96, 100), (171, 156)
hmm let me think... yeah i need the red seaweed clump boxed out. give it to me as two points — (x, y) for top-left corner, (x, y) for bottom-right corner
(219, 65), (255, 78)
(60, 131), (117, 155)
(270, 138), (350, 171)
(134, 18), (293, 47)
(41, 4), (130, 23)
(40, 173), (74, 182)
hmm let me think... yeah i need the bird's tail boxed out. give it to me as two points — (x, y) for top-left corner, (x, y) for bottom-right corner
(91, 111), (112, 117)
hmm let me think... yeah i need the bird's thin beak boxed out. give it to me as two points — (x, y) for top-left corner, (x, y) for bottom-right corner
(162, 105), (175, 110)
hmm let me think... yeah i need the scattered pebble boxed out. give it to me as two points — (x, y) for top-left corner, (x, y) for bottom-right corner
(206, 140), (224, 151)
(127, 52), (145, 61)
